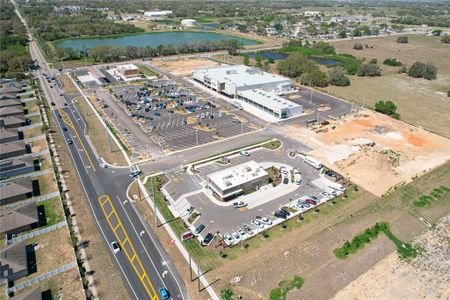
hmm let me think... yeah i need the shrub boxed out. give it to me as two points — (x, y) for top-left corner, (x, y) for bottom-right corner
(338, 30), (347, 38)
(397, 36), (408, 43)
(408, 61), (437, 80)
(220, 289), (233, 300)
(312, 41), (336, 54)
(353, 42), (364, 50)
(369, 58), (377, 64)
(328, 67), (350, 86)
(383, 58), (402, 66)
(441, 36), (450, 44)
(374, 100), (399, 119)
(357, 63), (381, 77)
(399, 66), (407, 73)
(243, 54), (250, 66)
(448, 90), (450, 97)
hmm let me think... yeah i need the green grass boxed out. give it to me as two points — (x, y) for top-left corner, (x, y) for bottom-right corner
(261, 139), (281, 150)
(413, 186), (449, 207)
(146, 176), (221, 271)
(138, 65), (157, 77)
(39, 198), (65, 228)
(269, 275), (304, 300)
(333, 221), (417, 260)
(187, 212), (200, 224)
(220, 288), (233, 300)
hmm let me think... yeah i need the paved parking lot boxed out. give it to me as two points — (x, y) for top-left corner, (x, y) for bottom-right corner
(162, 146), (336, 241)
(110, 80), (257, 152)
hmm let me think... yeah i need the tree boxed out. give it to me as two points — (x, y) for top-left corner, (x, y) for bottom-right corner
(441, 36), (450, 43)
(353, 43), (364, 50)
(267, 57), (275, 64)
(273, 23), (283, 32)
(407, 61), (437, 80)
(338, 31), (347, 38)
(374, 101), (399, 119)
(277, 52), (315, 78)
(243, 54), (250, 66)
(396, 36), (408, 43)
(312, 41), (335, 54)
(328, 67), (350, 86)
(352, 28), (362, 37)
(431, 29), (442, 36)
(237, 24), (247, 33)
(255, 55), (262, 68)
(357, 63), (381, 77)
(300, 68), (328, 87)
(383, 58), (402, 66)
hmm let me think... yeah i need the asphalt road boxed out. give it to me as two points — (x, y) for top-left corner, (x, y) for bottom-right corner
(11, 1), (188, 299)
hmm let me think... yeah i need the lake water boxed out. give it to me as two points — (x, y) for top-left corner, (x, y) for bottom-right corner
(308, 56), (338, 66)
(55, 31), (258, 50)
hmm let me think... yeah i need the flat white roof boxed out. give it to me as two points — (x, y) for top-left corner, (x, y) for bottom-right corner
(207, 160), (268, 191)
(238, 89), (301, 112)
(144, 10), (173, 16)
(195, 65), (291, 87)
(118, 64), (138, 71)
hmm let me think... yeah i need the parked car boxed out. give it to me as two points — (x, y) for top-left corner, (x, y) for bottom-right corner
(251, 220), (264, 229)
(111, 241), (120, 254)
(239, 150), (250, 157)
(62, 127), (68, 132)
(242, 224), (253, 235)
(202, 233), (214, 246)
(194, 224), (206, 235)
(99, 163), (107, 168)
(256, 216), (272, 225)
(232, 201), (247, 208)
(237, 229), (246, 238)
(158, 287), (170, 300)
(306, 199), (317, 206)
(280, 209), (291, 217)
(231, 231), (241, 242)
(274, 210), (289, 219)
(223, 234), (234, 246)
(283, 177), (289, 184)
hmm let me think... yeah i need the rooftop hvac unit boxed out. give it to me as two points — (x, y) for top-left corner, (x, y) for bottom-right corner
(225, 181), (232, 187)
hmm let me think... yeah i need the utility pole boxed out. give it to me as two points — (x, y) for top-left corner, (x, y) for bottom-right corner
(309, 89), (313, 104)
(362, 96), (366, 108)
(196, 129), (199, 146)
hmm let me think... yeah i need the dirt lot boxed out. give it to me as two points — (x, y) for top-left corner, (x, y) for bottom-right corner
(322, 35), (450, 138)
(152, 57), (221, 77)
(333, 214), (450, 300)
(204, 160), (450, 300)
(284, 110), (450, 196)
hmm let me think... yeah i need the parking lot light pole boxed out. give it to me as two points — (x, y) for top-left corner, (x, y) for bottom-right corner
(196, 129), (199, 145)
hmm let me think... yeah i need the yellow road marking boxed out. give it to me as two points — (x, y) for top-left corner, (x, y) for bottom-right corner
(98, 195), (158, 299)
(58, 109), (97, 172)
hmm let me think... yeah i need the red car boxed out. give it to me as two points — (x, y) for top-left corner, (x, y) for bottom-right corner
(305, 199), (317, 205)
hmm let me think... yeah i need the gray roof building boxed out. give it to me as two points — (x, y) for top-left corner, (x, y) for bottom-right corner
(0, 129), (21, 144)
(0, 99), (23, 108)
(0, 140), (28, 159)
(0, 156), (35, 179)
(0, 177), (34, 205)
(0, 115), (26, 129)
(0, 106), (24, 118)
(10, 287), (42, 300)
(0, 241), (28, 284)
(0, 202), (39, 235)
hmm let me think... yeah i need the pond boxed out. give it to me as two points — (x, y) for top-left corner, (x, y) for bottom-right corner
(55, 31), (259, 51)
(308, 56), (338, 66)
(247, 52), (288, 60)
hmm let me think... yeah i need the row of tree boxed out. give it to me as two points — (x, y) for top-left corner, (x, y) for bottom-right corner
(56, 39), (241, 63)
(0, 2), (33, 79)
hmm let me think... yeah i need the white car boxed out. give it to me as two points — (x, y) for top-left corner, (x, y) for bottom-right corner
(259, 217), (272, 226)
(111, 241), (121, 254)
(231, 231), (241, 242)
(99, 163), (107, 168)
(223, 234), (234, 246)
(232, 201), (247, 208)
(129, 170), (141, 178)
(239, 150), (250, 157)
(237, 229), (247, 238)
(251, 220), (264, 229)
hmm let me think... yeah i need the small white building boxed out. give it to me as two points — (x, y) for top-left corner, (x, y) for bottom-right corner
(144, 10), (173, 19)
(207, 160), (269, 201)
(181, 19), (197, 27)
(304, 10), (321, 17)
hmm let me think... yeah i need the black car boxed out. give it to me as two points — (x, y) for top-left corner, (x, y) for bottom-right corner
(283, 177), (289, 184)
(202, 233), (214, 246)
(50, 101), (56, 106)
(274, 210), (289, 219)
(62, 127), (68, 132)
(194, 224), (205, 235)
(280, 209), (291, 217)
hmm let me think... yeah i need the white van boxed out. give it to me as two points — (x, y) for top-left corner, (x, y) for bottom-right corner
(303, 156), (323, 170)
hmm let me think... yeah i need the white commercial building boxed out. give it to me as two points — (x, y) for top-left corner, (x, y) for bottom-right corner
(207, 160), (269, 201)
(181, 19), (197, 27)
(193, 65), (302, 119)
(144, 10), (173, 19)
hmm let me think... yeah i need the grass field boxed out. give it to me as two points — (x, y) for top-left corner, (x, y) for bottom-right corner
(321, 35), (450, 138)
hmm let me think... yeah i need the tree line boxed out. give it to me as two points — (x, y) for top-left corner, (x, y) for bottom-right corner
(0, 1), (33, 79)
(56, 39), (241, 63)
